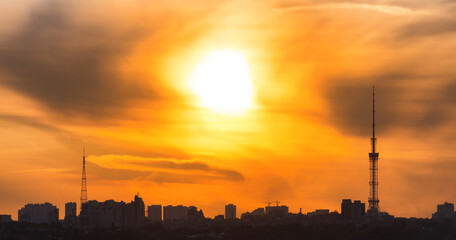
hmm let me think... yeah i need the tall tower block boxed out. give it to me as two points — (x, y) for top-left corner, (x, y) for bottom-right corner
(80, 147), (88, 212)
(368, 86), (380, 213)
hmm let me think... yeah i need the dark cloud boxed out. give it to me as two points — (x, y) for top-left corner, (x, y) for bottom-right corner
(144, 171), (241, 184)
(444, 81), (456, 104)
(398, 18), (456, 39)
(0, 114), (65, 133)
(324, 74), (456, 137)
(127, 158), (244, 181)
(0, 176), (28, 205)
(260, 175), (294, 200)
(88, 154), (244, 183)
(0, 113), (82, 146)
(0, 1), (155, 118)
(396, 1), (456, 39)
(387, 157), (456, 202)
(87, 162), (151, 181)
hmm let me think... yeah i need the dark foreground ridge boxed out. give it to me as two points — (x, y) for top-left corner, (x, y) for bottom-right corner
(1, 219), (456, 240)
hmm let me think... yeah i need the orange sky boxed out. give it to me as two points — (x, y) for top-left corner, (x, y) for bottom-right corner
(1, 0), (456, 220)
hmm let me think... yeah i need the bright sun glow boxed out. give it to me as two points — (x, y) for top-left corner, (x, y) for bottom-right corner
(189, 50), (254, 114)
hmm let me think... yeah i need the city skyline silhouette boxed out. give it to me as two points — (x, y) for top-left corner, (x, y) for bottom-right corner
(1, 0), (456, 226)
(0, 87), (451, 224)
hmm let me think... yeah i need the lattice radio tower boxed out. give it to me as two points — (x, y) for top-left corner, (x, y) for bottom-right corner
(80, 147), (88, 212)
(368, 86), (380, 213)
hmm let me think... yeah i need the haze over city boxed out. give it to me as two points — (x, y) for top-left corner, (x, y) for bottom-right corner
(1, 0), (456, 221)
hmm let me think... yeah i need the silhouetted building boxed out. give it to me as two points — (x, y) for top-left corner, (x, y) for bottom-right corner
(241, 208), (265, 219)
(352, 200), (366, 220)
(315, 209), (330, 215)
(65, 202), (77, 220)
(125, 195), (145, 227)
(240, 212), (249, 219)
(225, 204), (236, 219)
(163, 205), (188, 221)
(187, 206), (205, 220)
(18, 203), (59, 224)
(251, 208), (265, 216)
(0, 215), (12, 223)
(214, 214), (224, 220)
(432, 202), (455, 221)
(341, 199), (365, 221)
(82, 200), (124, 228)
(162, 205), (205, 221)
(80, 195), (145, 228)
(266, 205), (289, 217)
(147, 205), (162, 222)
(377, 212), (395, 224)
(341, 199), (352, 219)
(307, 209), (330, 217)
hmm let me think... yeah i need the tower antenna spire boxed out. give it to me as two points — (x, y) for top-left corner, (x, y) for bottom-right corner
(368, 85), (380, 214)
(373, 85), (375, 140)
(80, 146), (88, 212)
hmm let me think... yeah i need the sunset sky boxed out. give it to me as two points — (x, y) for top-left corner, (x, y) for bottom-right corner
(1, 0), (456, 219)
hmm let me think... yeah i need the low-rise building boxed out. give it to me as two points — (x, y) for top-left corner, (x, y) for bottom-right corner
(163, 205), (188, 221)
(65, 202), (77, 220)
(241, 208), (265, 219)
(0, 215), (12, 223)
(341, 199), (365, 221)
(307, 209), (330, 217)
(432, 202), (455, 221)
(18, 203), (59, 224)
(266, 205), (289, 217)
(80, 195), (145, 228)
(187, 206), (205, 220)
(147, 205), (162, 222)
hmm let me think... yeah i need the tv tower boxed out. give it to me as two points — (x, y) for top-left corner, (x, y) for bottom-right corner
(80, 147), (88, 212)
(368, 86), (380, 213)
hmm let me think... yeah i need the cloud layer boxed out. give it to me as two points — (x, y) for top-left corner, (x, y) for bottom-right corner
(0, 1), (156, 118)
(88, 154), (244, 183)
(1, 0), (456, 219)
(275, 2), (429, 16)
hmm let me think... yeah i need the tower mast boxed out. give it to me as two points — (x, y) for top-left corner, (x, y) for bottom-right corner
(80, 147), (88, 212)
(368, 86), (380, 213)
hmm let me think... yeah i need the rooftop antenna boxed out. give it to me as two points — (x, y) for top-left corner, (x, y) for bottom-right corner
(80, 146), (88, 212)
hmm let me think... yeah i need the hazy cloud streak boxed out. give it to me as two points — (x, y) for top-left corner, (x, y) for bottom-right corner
(88, 154), (244, 183)
(275, 3), (430, 16)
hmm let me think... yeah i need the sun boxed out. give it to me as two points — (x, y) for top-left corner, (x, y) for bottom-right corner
(188, 50), (254, 114)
